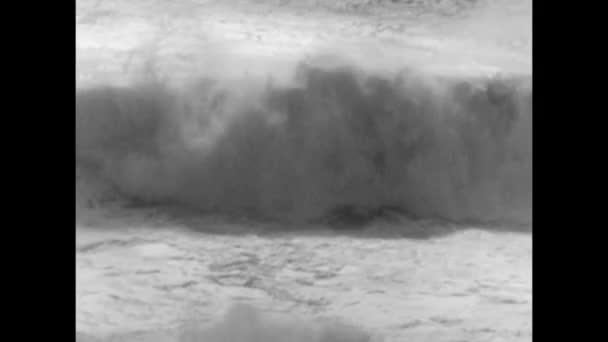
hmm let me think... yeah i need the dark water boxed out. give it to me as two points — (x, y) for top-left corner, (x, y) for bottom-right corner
(76, 61), (531, 228)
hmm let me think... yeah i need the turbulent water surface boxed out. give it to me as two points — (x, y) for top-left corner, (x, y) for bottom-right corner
(76, 1), (532, 341)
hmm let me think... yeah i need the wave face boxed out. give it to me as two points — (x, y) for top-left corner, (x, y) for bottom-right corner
(76, 61), (531, 226)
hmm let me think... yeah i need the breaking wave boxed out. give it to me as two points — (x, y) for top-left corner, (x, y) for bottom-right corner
(76, 59), (531, 227)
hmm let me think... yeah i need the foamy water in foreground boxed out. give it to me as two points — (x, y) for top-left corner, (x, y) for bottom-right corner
(76, 210), (531, 342)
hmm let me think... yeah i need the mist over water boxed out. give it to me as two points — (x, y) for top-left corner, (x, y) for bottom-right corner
(76, 59), (531, 228)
